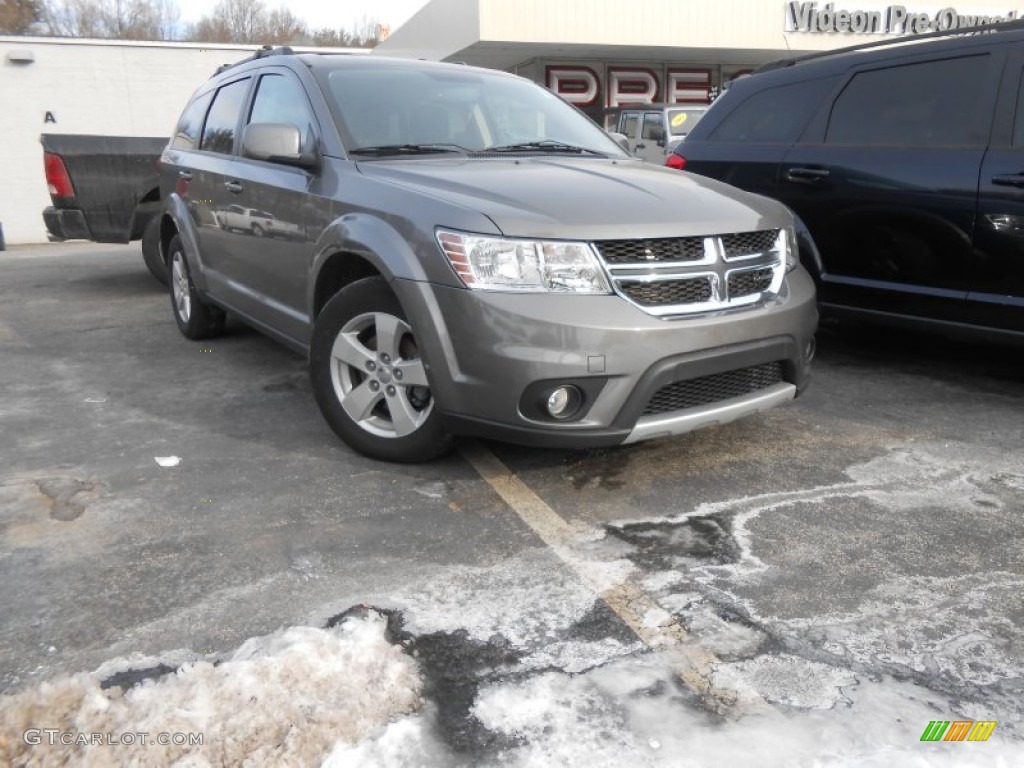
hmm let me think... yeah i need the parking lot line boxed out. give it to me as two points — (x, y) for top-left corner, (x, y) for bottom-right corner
(459, 440), (768, 714)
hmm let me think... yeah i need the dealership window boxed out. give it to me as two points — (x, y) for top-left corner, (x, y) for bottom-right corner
(826, 56), (990, 146)
(709, 79), (829, 143)
(248, 73), (316, 150)
(171, 91), (213, 151)
(200, 78), (250, 154)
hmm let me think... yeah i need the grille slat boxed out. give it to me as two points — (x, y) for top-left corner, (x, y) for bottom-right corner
(642, 362), (785, 415)
(595, 237), (705, 264)
(721, 230), (778, 258)
(620, 278), (712, 306)
(727, 268), (774, 299)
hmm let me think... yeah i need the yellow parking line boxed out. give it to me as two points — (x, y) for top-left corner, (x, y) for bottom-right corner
(459, 440), (767, 714)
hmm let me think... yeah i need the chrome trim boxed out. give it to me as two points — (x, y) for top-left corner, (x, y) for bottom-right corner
(622, 382), (796, 444)
(596, 229), (787, 318)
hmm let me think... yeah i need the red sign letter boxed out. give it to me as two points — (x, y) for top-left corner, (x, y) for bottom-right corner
(666, 69), (712, 104)
(546, 66), (600, 107)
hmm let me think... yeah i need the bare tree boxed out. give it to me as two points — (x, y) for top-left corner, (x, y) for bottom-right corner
(189, 0), (380, 47)
(189, 0), (264, 43)
(308, 16), (380, 49)
(0, 0), (43, 34)
(38, 0), (180, 39)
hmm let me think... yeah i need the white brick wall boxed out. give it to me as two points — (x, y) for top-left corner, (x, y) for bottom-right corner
(0, 38), (365, 244)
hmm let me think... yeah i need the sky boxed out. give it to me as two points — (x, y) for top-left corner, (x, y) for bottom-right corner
(173, 0), (431, 35)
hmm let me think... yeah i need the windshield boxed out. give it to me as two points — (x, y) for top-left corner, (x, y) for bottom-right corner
(319, 63), (626, 157)
(666, 108), (708, 137)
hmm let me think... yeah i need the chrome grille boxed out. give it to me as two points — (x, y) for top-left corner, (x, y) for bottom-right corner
(595, 237), (704, 264)
(722, 230), (778, 259)
(594, 229), (784, 317)
(643, 363), (785, 415)
(728, 268), (774, 299)
(620, 278), (712, 306)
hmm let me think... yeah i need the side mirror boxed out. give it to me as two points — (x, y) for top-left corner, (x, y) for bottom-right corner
(242, 123), (317, 170)
(607, 131), (630, 154)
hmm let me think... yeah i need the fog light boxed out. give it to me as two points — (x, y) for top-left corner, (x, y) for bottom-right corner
(806, 336), (817, 362)
(546, 385), (581, 419)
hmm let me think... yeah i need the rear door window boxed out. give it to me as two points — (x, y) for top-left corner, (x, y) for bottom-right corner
(709, 79), (829, 143)
(200, 78), (250, 155)
(826, 55), (990, 146)
(171, 91), (213, 150)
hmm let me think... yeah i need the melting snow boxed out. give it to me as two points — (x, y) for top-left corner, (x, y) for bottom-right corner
(0, 611), (421, 766)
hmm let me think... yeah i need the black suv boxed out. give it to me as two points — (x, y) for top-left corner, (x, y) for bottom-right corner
(671, 22), (1024, 340)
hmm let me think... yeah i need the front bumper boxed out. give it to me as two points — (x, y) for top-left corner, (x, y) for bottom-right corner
(392, 266), (818, 448)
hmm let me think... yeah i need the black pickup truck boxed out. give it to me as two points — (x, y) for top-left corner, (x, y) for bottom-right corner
(41, 134), (168, 283)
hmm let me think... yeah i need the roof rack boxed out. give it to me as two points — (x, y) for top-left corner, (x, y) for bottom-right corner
(755, 17), (1024, 74)
(214, 45), (296, 76)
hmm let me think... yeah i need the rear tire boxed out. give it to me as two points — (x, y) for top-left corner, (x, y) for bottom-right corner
(141, 217), (167, 285)
(168, 235), (226, 340)
(310, 276), (454, 462)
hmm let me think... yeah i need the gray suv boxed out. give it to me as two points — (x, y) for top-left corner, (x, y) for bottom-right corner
(158, 48), (818, 462)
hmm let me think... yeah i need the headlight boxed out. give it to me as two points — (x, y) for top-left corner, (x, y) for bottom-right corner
(437, 230), (611, 293)
(778, 226), (798, 272)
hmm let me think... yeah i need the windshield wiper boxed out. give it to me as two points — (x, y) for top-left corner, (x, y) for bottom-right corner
(349, 144), (468, 157)
(480, 140), (606, 156)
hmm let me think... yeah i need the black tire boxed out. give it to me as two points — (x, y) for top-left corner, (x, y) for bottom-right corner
(168, 235), (226, 340)
(310, 276), (454, 463)
(141, 217), (167, 285)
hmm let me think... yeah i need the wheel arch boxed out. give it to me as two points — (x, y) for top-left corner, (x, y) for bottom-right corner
(312, 252), (382, 319)
(309, 212), (432, 320)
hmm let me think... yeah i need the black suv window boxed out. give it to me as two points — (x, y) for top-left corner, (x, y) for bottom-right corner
(171, 91), (213, 150)
(200, 78), (250, 154)
(827, 55), (989, 146)
(248, 73), (315, 149)
(1014, 69), (1024, 147)
(709, 79), (829, 143)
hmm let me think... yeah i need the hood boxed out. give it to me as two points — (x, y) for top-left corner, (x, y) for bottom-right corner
(356, 156), (788, 241)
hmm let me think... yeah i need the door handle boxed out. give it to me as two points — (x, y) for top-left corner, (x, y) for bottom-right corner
(785, 167), (830, 183)
(992, 174), (1024, 188)
(224, 181), (243, 194)
(178, 171), (192, 180)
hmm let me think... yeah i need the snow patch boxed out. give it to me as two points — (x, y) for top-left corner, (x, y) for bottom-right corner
(0, 611), (422, 766)
(153, 456), (181, 468)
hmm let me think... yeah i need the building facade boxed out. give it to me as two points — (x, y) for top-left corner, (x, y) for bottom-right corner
(2, 1), (1021, 243)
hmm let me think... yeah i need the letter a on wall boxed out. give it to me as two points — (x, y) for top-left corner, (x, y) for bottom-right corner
(44, 111), (57, 124)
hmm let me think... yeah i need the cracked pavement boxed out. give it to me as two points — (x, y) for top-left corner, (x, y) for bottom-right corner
(1, 243), (1022, 764)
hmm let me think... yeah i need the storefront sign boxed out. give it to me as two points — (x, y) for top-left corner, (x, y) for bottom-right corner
(546, 65), (712, 108)
(785, 2), (1018, 34)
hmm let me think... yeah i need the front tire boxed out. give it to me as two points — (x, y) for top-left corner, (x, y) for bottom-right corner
(310, 277), (454, 462)
(168, 235), (226, 340)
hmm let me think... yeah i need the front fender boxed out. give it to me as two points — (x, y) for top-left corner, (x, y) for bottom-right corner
(307, 212), (434, 315)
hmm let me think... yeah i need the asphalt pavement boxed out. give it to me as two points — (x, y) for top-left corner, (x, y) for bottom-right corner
(1, 243), (1022, 765)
